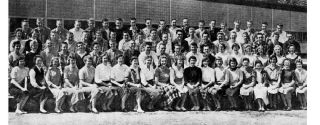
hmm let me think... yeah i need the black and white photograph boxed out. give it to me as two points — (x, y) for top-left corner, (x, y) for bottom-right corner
(6, 0), (310, 125)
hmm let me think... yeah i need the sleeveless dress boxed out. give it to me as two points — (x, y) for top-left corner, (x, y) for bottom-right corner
(265, 65), (281, 94)
(171, 66), (188, 93)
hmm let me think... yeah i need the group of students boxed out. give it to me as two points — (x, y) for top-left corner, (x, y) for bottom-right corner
(8, 17), (306, 114)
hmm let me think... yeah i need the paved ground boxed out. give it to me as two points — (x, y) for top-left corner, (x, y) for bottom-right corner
(9, 110), (306, 125)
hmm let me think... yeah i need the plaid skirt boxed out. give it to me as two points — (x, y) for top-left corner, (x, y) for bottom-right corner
(9, 84), (29, 102)
(158, 85), (181, 107)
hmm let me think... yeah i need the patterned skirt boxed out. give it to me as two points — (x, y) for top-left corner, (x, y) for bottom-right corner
(278, 83), (295, 94)
(158, 85), (181, 106)
(9, 83), (29, 102)
(267, 81), (279, 94)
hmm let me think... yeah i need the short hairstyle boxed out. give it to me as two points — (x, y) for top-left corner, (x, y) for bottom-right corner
(15, 28), (22, 34)
(12, 40), (21, 48)
(188, 56), (197, 62)
(277, 24), (283, 27)
(262, 22), (268, 25)
(102, 18), (109, 22)
(83, 56), (93, 63)
(254, 59), (263, 67)
(131, 17), (136, 21)
(295, 59), (303, 65)
(36, 18), (44, 22)
(228, 57), (238, 67)
(231, 43), (240, 50)
(116, 54), (124, 60)
(217, 32), (224, 36)
(199, 20), (205, 24)
(88, 18), (95, 22)
(218, 43), (226, 50)
(92, 42), (100, 47)
(61, 41), (68, 46)
(216, 56), (222, 61)
(22, 19), (29, 23)
(202, 56), (209, 63)
(176, 29), (183, 34)
(130, 56), (138, 64)
(33, 55), (42, 64)
(145, 18), (151, 22)
(190, 42), (198, 47)
(202, 31), (209, 36)
(145, 55), (153, 62)
(234, 20), (240, 24)
(67, 53), (77, 65)
(247, 20), (253, 23)
(77, 42), (84, 46)
(116, 18), (123, 21)
(171, 19), (177, 21)
(56, 19), (63, 22)
(242, 57), (249, 63)
(269, 55), (278, 63)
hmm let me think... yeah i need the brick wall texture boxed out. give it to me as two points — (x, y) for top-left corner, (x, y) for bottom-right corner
(9, 0), (306, 32)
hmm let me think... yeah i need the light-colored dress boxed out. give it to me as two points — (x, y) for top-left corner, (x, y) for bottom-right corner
(170, 66), (188, 93)
(239, 66), (254, 96)
(295, 69), (307, 94)
(64, 65), (85, 105)
(46, 67), (65, 101)
(253, 69), (269, 105)
(265, 65), (281, 94)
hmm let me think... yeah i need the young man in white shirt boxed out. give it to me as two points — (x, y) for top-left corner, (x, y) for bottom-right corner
(230, 20), (245, 45)
(111, 55), (130, 111)
(94, 54), (115, 111)
(69, 20), (84, 42)
(186, 42), (203, 67)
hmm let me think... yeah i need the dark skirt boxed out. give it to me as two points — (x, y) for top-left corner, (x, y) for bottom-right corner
(9, 84), (29, 102)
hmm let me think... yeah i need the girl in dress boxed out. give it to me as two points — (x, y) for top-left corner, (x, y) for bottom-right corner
(63, 54), (85, 112)
(285, 44), (301, 70)
(155, 55), (180, 110)
(200, 57), (216, 111)
(295, 59), (307, 110)
(79, 56), (101, 113)
(253, 60), (269, 112)
(226, 58), (243, 110)
(211, 57), (229, 111)
(45, 57), (67, 113)
(265, 55), (281, 110)
(273, 45), (285, 68)
(170, 56), (188, 111)
(215, 43), (229, 67)
(279, 59), (296, 111)
(9, 57), (30, 114)
(239, 58), (254, 110)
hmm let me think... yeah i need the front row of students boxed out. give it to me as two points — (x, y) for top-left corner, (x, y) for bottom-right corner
(9, 53), (307, 114)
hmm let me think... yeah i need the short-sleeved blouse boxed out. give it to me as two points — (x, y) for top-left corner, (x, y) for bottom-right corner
(64, 65), (79, 86)
(201, 67), (215, 83)
(281, 69), (296, 84)
(155, 66), (170, 83)
(10, 66), (29, 84)
(214, 66), (228, 83)
(264, 65), (281, 81)
(79, 66), (95, 83)
(295, 69), (307, 85)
